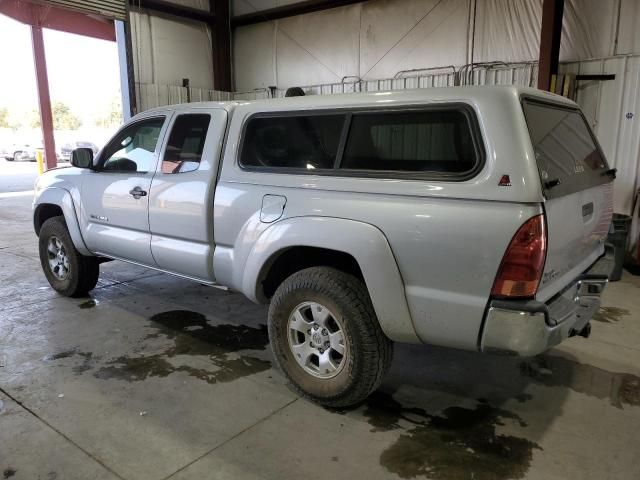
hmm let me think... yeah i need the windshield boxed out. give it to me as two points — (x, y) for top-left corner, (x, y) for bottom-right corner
(522, 99), (611, 199)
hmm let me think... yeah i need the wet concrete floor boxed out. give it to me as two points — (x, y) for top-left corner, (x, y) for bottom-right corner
(1, 190), (640, 479)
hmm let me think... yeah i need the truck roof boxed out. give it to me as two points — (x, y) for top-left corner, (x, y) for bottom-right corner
(138, 85), (577, 117)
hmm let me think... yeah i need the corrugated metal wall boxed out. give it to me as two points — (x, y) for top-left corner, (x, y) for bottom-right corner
(135, 83), (233, 110)
(42, 0), (126, 19)
(135, 61), (537, 110)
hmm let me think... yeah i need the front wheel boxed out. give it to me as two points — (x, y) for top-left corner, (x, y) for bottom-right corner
(268, 267), (393, 408)
(38, 216), (99, 297)
(13, 151), (22, 162)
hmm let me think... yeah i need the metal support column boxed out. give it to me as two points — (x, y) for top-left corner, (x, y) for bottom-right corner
(116, 20), (135, 120)
(210, 0), (232, 92)
(30, 23), (57, 170)
(537, 0), (564, 91)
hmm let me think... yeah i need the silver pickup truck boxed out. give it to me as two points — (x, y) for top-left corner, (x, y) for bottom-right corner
(33, 86), (615, 407)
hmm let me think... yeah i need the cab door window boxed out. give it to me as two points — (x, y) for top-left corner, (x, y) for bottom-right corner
(161, 114), (211, 173)
(100, 117), (165, 173)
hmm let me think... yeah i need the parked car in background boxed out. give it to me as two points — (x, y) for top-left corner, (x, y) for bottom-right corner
(33, 86), (615, 407)
(59, 141), (99, 162)
(4, 142), (41, 162)
(0, 144), (9, 160)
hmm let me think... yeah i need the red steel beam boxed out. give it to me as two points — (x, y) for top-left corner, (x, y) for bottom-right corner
(537, 0), (564, 91)
(0, 0), (116, 41)
(30, 22), (57, 169)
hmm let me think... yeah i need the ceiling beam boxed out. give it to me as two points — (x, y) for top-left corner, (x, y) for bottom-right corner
(231, 0), (366, 27)
(0, 0), (115, 41)
(129, 0), (214, 23)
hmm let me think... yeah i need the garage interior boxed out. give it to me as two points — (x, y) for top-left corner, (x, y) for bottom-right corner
(1, 0), (640, 479)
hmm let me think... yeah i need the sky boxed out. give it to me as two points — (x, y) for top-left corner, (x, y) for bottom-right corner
(0, 13), (122, 126)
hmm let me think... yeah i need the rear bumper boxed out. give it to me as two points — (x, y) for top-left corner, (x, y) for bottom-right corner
(480, 245), (614, 357)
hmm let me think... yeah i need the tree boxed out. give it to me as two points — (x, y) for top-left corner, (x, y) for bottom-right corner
(28, 109), (41, 129)
(0, 107), (9, 128)
(52, 101), (81, 130)
(25, 103), (81, 130)
(96, 97), (123, 128)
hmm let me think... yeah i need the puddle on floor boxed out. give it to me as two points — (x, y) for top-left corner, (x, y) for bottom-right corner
(360, 391), (540, 480)
(41, 310), (271, 385)
(521, 355), (640, 408)
(350, 352), (640, 478)
(2, 468), (16, 479)
(43, 349), (94, 374)
(592, 306), (630, 323)
(43, 350), (77, 361)
(144, 310), (268, 352)
(93, 310), (270, 384)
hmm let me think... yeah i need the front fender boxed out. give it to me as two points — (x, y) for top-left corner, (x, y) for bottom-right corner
(241, 216), (420, 344)
(34, 187), (92, 256)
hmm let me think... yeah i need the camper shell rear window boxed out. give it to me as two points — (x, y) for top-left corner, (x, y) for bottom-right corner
(521, 98), (611, 199)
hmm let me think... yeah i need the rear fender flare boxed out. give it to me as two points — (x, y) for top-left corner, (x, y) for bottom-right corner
(241, 216), (420, 343)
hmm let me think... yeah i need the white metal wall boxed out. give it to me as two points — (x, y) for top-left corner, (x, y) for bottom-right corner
(129, 3), (214, 91)
(232, 0), (640, 91)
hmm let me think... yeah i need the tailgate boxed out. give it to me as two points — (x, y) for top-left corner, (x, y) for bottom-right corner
(521, 99), (614, 302)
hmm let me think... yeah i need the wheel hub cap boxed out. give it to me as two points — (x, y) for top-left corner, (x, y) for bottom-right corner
(287, 301), (347, 379)
(310, 329), (326, 348)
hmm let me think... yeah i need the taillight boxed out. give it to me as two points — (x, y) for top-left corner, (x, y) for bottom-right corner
(491, 214), (546, 299)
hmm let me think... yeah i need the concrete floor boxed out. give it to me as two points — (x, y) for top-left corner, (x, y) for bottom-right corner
(1, 161), (640, 480)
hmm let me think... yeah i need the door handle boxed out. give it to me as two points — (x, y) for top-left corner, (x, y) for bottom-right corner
(129, 187), (147, 199)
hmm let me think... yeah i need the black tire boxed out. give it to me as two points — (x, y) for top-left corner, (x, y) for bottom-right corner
(13, 151), (22, 162)
(268, 267), (393, 408)
(38, 216), (99, 297)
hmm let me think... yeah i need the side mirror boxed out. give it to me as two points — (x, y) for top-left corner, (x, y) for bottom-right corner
(71, 148), (93, 169)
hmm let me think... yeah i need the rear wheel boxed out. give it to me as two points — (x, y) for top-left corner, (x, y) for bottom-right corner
(13, 151), (22, 162)
(38, 216), (99, 297)
(268, 267), (393, 408)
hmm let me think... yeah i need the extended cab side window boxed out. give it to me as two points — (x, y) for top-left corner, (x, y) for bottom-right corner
(341, 110), (478, 175)
(161, 114), (211, 173)
(240, 114), (346, 170)
(100, 117), (165, 173)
